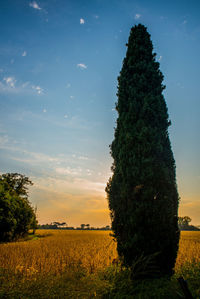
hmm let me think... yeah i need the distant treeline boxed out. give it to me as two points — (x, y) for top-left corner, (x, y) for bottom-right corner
(37, 218), (200, 231)
(37, 222), (111, 230)
(178, 216), (200, 231)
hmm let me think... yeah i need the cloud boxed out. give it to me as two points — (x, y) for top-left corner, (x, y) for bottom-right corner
(158, 55), (162, 61)
(22, 81), (30, 88)
(0, 76), (44, 95)
(80, 18), (85, 24)
(134, 14), (141, 20)
(0, 81), (17, 94)
(86, 169), (92, 176)
(77, 63), (87, 69)
(0, 135), (92, 175)
(0, 133), (112, 226)
(32, 85), (44, 94)
(78, 156), (88, 161)
(3, 76), (16, 88)
(22, 51), (27, 57)
(29, 1), (42, 10)
(43, 109), (47, 113)
(56, 167), (82, 176)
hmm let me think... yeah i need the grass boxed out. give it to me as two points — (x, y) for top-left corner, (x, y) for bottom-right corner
(0, 230), (200, 298)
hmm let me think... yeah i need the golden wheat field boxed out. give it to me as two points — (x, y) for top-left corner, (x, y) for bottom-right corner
(0, 230), (199, 279)
(0, 230), (118, 278)
(175, 231), (200, 271)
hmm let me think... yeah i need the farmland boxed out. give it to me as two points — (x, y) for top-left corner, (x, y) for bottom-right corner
(0, 230), (200, 298)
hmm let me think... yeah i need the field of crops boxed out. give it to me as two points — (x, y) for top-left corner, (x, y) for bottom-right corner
(0, 230), (200, 298)
(0, 230), (117, 276)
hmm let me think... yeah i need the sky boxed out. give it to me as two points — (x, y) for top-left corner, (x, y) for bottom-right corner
(0, 0), (199, 227)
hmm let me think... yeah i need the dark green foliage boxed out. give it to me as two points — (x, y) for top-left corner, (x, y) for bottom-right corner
(106, 24), (180, 277)
(0, 173), (37, 242)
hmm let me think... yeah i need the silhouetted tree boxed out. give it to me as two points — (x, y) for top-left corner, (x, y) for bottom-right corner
(178, 216), (199, 231)
(106, 24), (179, 277)
(80, 224), (85, 230)
(178, 216), (191, 228)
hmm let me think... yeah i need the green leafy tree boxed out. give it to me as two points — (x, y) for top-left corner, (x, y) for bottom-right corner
(0, 173), (36, 242)
(1, 173), (33, 198)
(106, 24), (179, 277)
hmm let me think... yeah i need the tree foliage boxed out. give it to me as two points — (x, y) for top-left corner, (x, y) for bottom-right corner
(178, 216), (199, 231)
(178, 216), (191, 227)
(106, 24), (180, 277)
(0, 173), (37, 242)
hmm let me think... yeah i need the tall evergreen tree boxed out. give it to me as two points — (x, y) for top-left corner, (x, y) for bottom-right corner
(106, 24), (179, 277)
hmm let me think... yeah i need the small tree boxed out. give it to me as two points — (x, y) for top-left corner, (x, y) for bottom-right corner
(178, 216), (192, 230)
(80, 224), (85, 230)
(0, 173), (36, 242)
(86, 224), (90, 230)
(106, 24), (179, 277)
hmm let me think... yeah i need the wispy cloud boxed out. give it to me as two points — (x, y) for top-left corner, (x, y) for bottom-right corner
(134, 14), (141, 20)
(80, 18), (85, 24)
(22, 51), (27, 57)
(0, 75), (44, 95)
(79, 156), (88, 161)
(3, 76), (16, 88)
(32, 85), (44, 94)
(158, 55), (162, 61)
(0, 133), (111, 226)
(56, 167), (82, 176)
(77, 63), (87, 69)
(29, 1), (42, 10)
(0, 135), (92, 173)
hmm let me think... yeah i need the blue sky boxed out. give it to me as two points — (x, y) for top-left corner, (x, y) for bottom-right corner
(0, 0), (199, 226)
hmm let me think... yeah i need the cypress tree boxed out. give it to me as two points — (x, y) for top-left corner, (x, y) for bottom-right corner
(106, 24), (179, 277)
